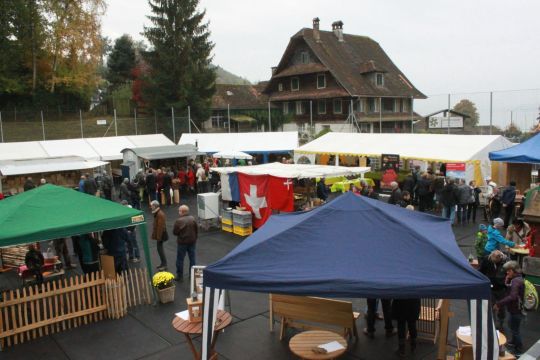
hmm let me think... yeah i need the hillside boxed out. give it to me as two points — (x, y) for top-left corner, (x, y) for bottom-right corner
(214, 66), (251, 85)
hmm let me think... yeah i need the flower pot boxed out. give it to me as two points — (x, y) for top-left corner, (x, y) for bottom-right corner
(156, 285), (176, 304)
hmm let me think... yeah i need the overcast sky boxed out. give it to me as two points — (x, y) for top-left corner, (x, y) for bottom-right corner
(103, 0), (540, 129)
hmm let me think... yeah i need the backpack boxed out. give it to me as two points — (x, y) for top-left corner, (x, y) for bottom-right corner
(523, 278), (538, 311)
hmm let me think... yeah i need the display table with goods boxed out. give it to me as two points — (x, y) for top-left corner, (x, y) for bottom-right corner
(172, 309), (232, 360)
(329, 178), (374, 193)
(289, 330), (347, 360)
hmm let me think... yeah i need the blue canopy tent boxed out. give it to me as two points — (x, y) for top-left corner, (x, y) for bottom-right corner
(489, 132), (540, 163)
(201, 193), (498, 359)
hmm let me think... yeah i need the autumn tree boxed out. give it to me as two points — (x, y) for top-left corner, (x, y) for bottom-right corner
(143, 0), (215, 123)
(453, 99), (479, 127)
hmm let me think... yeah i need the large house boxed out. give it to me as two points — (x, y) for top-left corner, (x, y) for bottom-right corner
(263, 18), (426, 135)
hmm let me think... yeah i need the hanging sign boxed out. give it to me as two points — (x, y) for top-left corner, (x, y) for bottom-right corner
(380, 154), (400, 192)
(446, 163), (466, 179)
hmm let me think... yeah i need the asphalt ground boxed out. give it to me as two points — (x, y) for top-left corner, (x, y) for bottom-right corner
(1, 193), (539, 360)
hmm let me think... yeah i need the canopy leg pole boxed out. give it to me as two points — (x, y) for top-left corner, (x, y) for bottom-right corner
(139, 222), (157, 304)
(202, 285), (221, 360)
(469, 298), (498, 360)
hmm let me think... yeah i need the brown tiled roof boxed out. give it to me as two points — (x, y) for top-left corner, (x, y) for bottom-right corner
(273, 63), (328, 78)
(267, 28), (426, 99)
(269, 88), (349, 101)
(212, 84), (268, 110)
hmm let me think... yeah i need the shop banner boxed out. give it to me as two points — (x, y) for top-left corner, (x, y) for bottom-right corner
(380, 154), (400, 192)
(446, 163), (466, 179)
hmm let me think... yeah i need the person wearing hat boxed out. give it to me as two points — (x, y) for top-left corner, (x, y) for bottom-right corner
(484, 218), (515, 255)
(493, 261), (525, 356)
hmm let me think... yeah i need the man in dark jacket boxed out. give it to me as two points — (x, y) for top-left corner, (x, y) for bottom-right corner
(316, 178), (328, 201)
(102, 228), (127, 273)
(23, 177), (36, 191)
(101, 171), (113, 200)
(440, 178), (459, 224)
(501, 181), (517, 229)
(494, 261), (525, 356)
(83, 173), (98, 195)
(172, 205), (198, 281)
(388, 182), (402, 205)
(456, 179), (472, 225)
(25, 245), (44, 284)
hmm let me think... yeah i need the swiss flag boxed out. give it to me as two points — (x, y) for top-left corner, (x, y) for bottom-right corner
(238, 174), (294, 228)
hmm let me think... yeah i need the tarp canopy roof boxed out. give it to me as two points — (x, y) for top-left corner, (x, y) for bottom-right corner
(204, 192), (490, 300)
(489, 132), (540, 164)
(0, 184), (145, 247)
(0, 134), (174, 162)
(212, 150), (253, 160)
(0, 156), (107, 176)
(178, 132), (298, 153)
(121, 144), (204, 160)
(211, 162), (370, 179)
(295, 133), (513, 163)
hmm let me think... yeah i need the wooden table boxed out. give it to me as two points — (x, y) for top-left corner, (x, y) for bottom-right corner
(172, 310), (232, 360)
(456, 329), (507, 347)
(289, 330), (347, 360)
(509, 247), (530, 267)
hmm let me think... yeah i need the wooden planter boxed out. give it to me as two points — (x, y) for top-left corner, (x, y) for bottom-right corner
(157, 285), (176, 304)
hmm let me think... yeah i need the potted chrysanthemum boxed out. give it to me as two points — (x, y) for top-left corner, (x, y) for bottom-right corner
(152, 271), (176, 303)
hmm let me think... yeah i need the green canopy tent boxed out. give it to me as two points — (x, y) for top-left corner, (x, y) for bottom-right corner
(0, 184), (154, 287)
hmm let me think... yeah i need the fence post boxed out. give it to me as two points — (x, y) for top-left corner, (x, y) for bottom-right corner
(114, 109), (118, 136)
(489, 91), (493, 135)
(79, 109), (84, 138)
(40, 110), (45, 140)
(188, 106), (191, 134)
(171, 107), (175, 143)
(134, 108), (138, 135)
(154, 110), (157, 134)
(0, 111), (3, 142)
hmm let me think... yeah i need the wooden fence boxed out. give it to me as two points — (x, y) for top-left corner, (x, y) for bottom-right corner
(0, 268), (152, 349)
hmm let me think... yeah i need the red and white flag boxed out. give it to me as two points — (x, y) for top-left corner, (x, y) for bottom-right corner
(238, 174), (294, 228)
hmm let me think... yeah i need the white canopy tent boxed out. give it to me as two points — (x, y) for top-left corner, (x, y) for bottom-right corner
(211, 162), (370, 179)
(212, 150), (252, 160)
(295, 133), (514, 183)
(178, 132), (298, 163)
(0, 156), (107, 176)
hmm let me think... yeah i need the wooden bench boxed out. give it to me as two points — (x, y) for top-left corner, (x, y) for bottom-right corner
(269, 294), (360, 341)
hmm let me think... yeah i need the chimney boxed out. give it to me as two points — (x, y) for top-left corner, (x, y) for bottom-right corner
(313, 17), (320, 43)
(331, 20), (344, 42)
(271, 66), (277, 75)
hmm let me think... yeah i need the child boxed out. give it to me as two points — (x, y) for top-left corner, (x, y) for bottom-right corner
(475, 224), (488, 259)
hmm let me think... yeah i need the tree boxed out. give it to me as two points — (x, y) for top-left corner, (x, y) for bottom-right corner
(143, 0), (215, 124)
(503, 123), (521, 141)
(453, 99), (479, 127)
(106, 34), (135, 89)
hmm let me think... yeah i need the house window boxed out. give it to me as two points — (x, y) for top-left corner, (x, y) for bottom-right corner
(291, 77), (299, 91)
(382, 98), (394, 112)
(317, 74), (326, 89)
(333, 99), (342, 114)
(376, 73), (384, 86)
(296, 101), (303, 115)
(368, 98), (379, 113)
(403, 98), (410, 112)
(356, 99), (364, 112)
(278, 83), (283, 92)
(318, 100), (326, 114)
(395, 99), (400, 112)
(283, 102), (289, 115)
(300, 51), (309, 64)
(211, 115), (222, 128)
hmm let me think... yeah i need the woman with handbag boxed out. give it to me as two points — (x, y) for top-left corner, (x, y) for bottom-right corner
(151, 200), (168, 270)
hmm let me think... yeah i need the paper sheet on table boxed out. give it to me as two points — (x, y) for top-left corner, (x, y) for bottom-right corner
(318, 341), (345, 353)
(175, 310), (189, 321)
(458, 326), (471, 336)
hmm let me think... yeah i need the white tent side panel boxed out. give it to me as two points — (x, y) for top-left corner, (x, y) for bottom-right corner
(126, 134), (174, 147)
(39, 139), (101, 161)
(0, 141), (49, 161)
(179, 132), (299, 153)
(85, 136), (136, 161)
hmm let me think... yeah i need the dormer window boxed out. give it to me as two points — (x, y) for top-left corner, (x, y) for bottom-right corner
(291, 77), (299, 91)
(278, 83), (283, 92)
(300, 51), (309, 64)
(317, 73), (326, 89)
(376, 73), (384, 86)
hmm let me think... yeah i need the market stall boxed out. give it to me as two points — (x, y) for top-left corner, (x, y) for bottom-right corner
(178, 132), (298, 163)
(0, 156), (108, 194)
(489, 132), (540, 193)
(201, 193), (497, 360)
(294, 132), (514, 185)
(212, 162), (370, 228)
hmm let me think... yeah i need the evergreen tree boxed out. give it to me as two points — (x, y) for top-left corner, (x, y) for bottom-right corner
(106, 34), (136, 89)
(143, 0), (215, 123)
